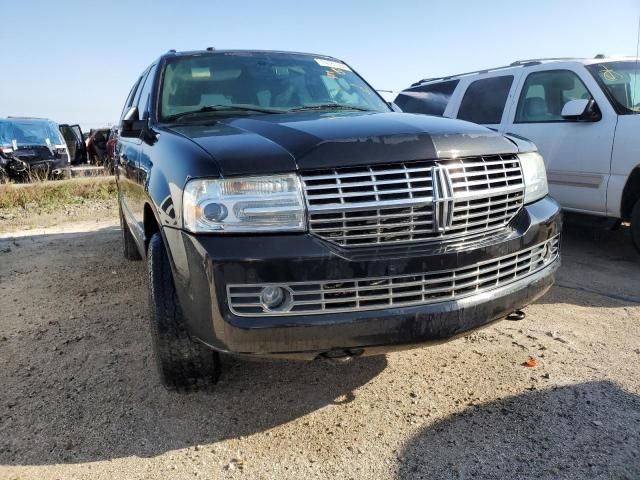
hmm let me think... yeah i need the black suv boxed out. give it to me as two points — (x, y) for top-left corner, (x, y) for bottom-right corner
(0, 117), (71, 180)
(116, 49), (561, 391)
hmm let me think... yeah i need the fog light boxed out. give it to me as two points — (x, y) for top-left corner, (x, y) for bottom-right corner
(260, 285), (292, 312)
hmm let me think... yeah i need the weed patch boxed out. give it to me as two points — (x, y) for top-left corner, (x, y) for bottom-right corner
(0, 177), (117, 212)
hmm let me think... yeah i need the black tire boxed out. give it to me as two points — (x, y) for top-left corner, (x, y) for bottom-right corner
(147, 233), (221, 392)
(631, 199), (640, 254)
(119, 205), (141, 261)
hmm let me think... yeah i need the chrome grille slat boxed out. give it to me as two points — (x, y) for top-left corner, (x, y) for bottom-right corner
(306, 198), (430, 213)
(453, 177), (523, 189)
(227, 236), (560, 316)
(312, 219), (434, 233)
(448, 166), (522, 179)
(308, 211), (428, 223)
(453, 186), (524, 201)
(303, 165), (433, 181)
(453, 195), (523, 211)
(302, 154), (525, 247)
(305, 178), (431, 190)
(305, 186), (433, 200)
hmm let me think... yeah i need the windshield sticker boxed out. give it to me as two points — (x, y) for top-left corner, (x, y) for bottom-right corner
(599, 66), (623, 82)
(191, 67), (211, 79)
(315, 58), (351, 71)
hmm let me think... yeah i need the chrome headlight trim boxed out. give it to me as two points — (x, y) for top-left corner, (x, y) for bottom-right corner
(183, 174), (306, 233)
(519, 151), (549, 204)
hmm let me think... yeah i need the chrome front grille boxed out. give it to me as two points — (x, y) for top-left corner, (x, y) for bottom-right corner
(301, 154), (525, 247)
(227, 235), (560, 316)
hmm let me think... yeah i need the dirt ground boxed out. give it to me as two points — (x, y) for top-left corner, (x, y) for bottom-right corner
(0, 214), (639, 480)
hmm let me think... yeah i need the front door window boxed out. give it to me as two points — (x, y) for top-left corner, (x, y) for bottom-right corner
(515, 70), (593, 123)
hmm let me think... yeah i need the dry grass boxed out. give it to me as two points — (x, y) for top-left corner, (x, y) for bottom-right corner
(0, 177), (117, 212)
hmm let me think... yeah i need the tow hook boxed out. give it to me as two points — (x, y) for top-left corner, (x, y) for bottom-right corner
(318, 348), (364, 364)
(506, 310), (526, 321)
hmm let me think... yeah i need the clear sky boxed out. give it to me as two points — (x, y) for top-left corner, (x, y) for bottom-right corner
(1, 0), (638, 129)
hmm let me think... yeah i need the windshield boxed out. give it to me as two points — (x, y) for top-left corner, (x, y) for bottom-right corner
(587, 61), (640, 114)
(0, 119), (65, 147)
(159, 52), (390, 121)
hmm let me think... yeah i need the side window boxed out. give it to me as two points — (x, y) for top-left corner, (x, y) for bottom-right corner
(135, 64), (158, 118)
(120, 77), (142, 120)
(515, 70), (593, 123)
(132, 68), (150, 115)
(457, 75), (514, 124)
(394, 80), (460, 116)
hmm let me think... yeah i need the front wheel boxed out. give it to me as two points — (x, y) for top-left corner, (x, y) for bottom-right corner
(631, 200), (640, 254)
(147, 233), (221, 392)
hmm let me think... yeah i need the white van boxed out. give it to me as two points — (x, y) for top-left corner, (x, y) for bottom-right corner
(396, 57), (640, 250)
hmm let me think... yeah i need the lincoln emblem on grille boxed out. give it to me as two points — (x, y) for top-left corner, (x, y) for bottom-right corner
(431, 166), (455, 232)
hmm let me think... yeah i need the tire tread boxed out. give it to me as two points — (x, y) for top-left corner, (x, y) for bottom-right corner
(147, 233), (220, 392)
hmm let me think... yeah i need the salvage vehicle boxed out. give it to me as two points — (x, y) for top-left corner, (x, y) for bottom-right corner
(0, 117), (71, 180)
(116, 49), (561, 391)
(395, 56), (640, 251)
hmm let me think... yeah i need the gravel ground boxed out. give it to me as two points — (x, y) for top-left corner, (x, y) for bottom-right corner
(0, 218), (639, 479)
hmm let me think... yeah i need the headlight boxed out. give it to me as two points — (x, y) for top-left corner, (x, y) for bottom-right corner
(183, 175), (306, 233)
(519, 151), (548, 204)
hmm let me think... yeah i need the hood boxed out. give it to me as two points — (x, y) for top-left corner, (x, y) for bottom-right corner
(166, 111), (519, 175)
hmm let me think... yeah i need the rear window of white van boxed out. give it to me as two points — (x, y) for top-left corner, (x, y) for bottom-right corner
(394, 80), (459, 116)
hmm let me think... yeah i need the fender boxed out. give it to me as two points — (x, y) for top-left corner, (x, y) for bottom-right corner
(618, 165), (640, 221)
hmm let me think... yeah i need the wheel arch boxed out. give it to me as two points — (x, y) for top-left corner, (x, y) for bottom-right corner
(621, 166), (640, 221)
(143, 202), (161, 252)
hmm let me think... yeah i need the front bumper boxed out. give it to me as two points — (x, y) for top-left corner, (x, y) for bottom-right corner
(1, 156), (68, 177)
(164, 196), (561, 359)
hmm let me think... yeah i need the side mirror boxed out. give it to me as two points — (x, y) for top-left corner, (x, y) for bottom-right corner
(120, 106), (146, 137)
(561, 99), (601, 122)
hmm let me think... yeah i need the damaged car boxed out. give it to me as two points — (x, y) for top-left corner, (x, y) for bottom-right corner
(0, 117), (71, 180)
(116, 49), (562, 391)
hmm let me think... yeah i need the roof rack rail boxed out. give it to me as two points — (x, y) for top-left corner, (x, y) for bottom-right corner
(510, 57), (577, 66)
(409, 62), (535, 87)
(410, 55), (600, 89)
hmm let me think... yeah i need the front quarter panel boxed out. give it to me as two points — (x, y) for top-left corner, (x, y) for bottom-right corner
(608, 114), (640, 217)
(144, 127), (220, 230)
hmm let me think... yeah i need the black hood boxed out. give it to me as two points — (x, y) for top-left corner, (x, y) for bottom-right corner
(166, 111), (519, 175)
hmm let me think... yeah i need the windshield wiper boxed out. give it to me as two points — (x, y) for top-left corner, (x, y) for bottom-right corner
(288, 103), (374, 112)
(164, 104), (283, 122)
